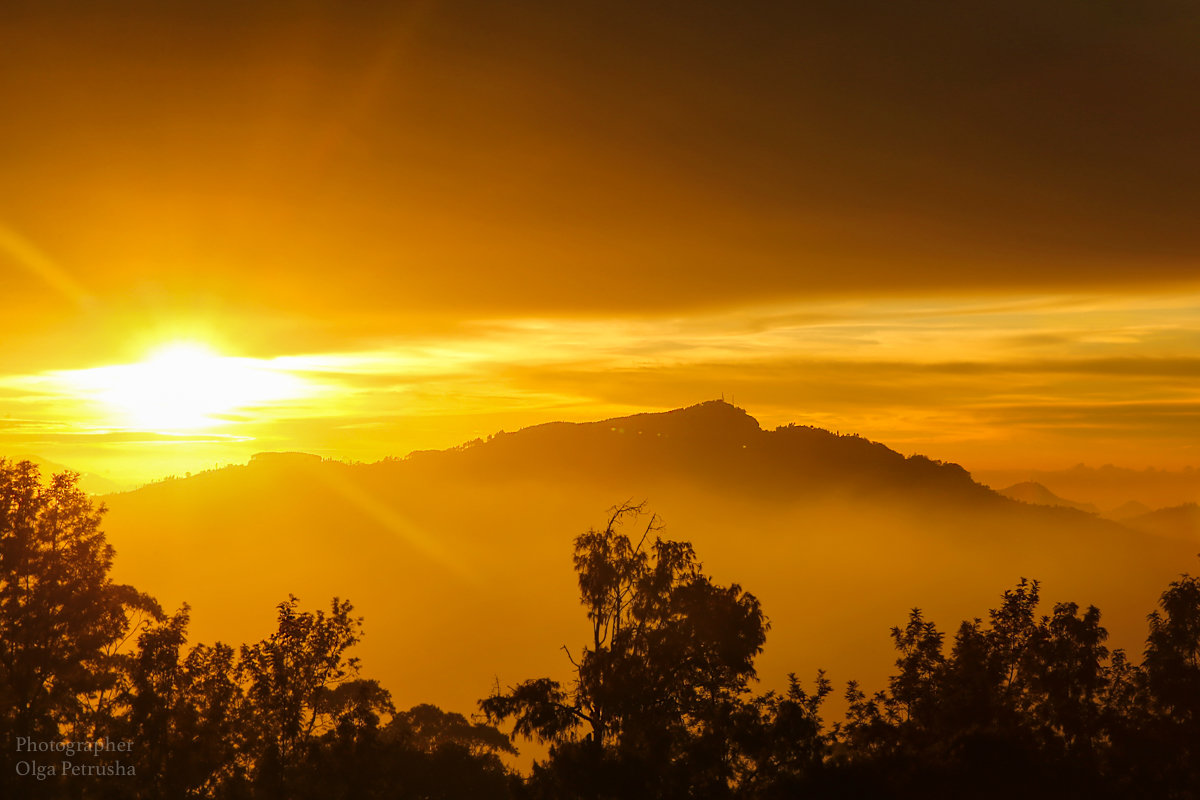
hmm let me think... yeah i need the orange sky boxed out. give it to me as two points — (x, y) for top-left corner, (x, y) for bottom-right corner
(2, 1), (1199, 485)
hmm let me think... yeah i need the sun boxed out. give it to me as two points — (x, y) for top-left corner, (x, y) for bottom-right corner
(65, 342), (309, 432)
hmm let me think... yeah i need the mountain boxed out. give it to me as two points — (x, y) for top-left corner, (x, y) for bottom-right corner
(998, 481), (1100, 514)
(8, 454), (128, 495)
(99, 401), (1196, 726)
(976, 464), (1200, 510)
(1121, 503), (1200, 542)
(401, 401), (992, 505)
(1106, 500), (1154, 521)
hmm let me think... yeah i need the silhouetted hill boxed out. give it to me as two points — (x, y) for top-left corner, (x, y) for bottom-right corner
(999, 481), (1099, 514)
(1122, 503), (1200, 542)
(10, 454), (128, 495)
(100, 402), (1196, 729)
(402, 400), (989, 506)
(977, 464), (1200, 509)
(1107, 500), (1153, 521)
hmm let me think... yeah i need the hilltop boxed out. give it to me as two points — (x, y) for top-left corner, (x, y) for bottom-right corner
(97, 402), (1196, 725)
(998, 481), (1100, 514)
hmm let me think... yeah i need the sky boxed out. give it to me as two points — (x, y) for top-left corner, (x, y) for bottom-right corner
(2, 0), (1199, 485)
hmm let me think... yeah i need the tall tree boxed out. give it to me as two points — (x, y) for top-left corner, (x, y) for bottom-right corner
(0, 459), (157, 796)
(240, 595), (387, 798)
(482, 503), (768, 799)
(123, 606), (247, 798)
(1141, 571), (1200, 792)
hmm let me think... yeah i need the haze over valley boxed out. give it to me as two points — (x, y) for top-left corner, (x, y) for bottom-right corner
(91, 402), (1198, 721)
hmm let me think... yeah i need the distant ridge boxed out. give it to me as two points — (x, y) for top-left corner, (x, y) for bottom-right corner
(998, 481), (1099, 514)
(1107, 500), (1153, 521)
(4, 454), (128, 495)
(1122, 503), (1200, 542)
(249, 451), (323, 467)
(976, 464), (1199, 510)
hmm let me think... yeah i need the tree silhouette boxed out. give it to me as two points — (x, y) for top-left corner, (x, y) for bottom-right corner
(0, 459), (158, 796)
(1026, 601), (1108, 761)
(240, 595), (386, 798)
(888, 608), (946, 729)
(1139, 571), (1200, 793)
(11, 460), (1200, 799)
(119, 595), (515, 800)
(388, 703), (516, 759)
(733, 672), (832, 797)
(0, 460), (523, 799)
(122, 605), (247, 798)
(482, 503), (768, 798)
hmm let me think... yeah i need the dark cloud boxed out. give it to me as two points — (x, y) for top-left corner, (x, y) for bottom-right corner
(976, 402), (1200, 437)
(2, 0), (1199, 326)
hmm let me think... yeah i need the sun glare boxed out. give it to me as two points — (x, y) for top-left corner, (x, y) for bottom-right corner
(65, 342), (309, 432)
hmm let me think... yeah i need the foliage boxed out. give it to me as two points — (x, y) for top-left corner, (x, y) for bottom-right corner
(0, 461), (516, 800)
(0, 460), (159, 796)
(475, 506), (1200, 799)
(6, 468), (1200, 799)
(482, 502), (768, 798)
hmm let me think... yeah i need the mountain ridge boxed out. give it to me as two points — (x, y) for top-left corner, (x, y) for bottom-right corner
(998, 481), (1100, 514)
(343, 400), (993, 509)
(93, 401), (1197, 729)
(126, 400), (990, 506)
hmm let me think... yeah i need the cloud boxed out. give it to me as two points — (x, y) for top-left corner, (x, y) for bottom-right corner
(4, 1), (1200, 328)
(2, 289), (1198, 476)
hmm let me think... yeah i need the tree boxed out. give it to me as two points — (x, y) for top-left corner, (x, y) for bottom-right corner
(348, 705), (519, 800)
(734, 672), (832, 798)
(887, 609), (946, 729)
(240, 595), (385, 798)
(823, 577), (1169, 798)
(1026, 601), (1108, 760)
(1139, 571), (1200, 793)
(122, 605), (247, 798)
(481, 503), (768, 798)
(1144, 572), (1200, 722)
(120, 593), (515, 800)
(0, 459), (158, 796)
(387, 703), (516, 759)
